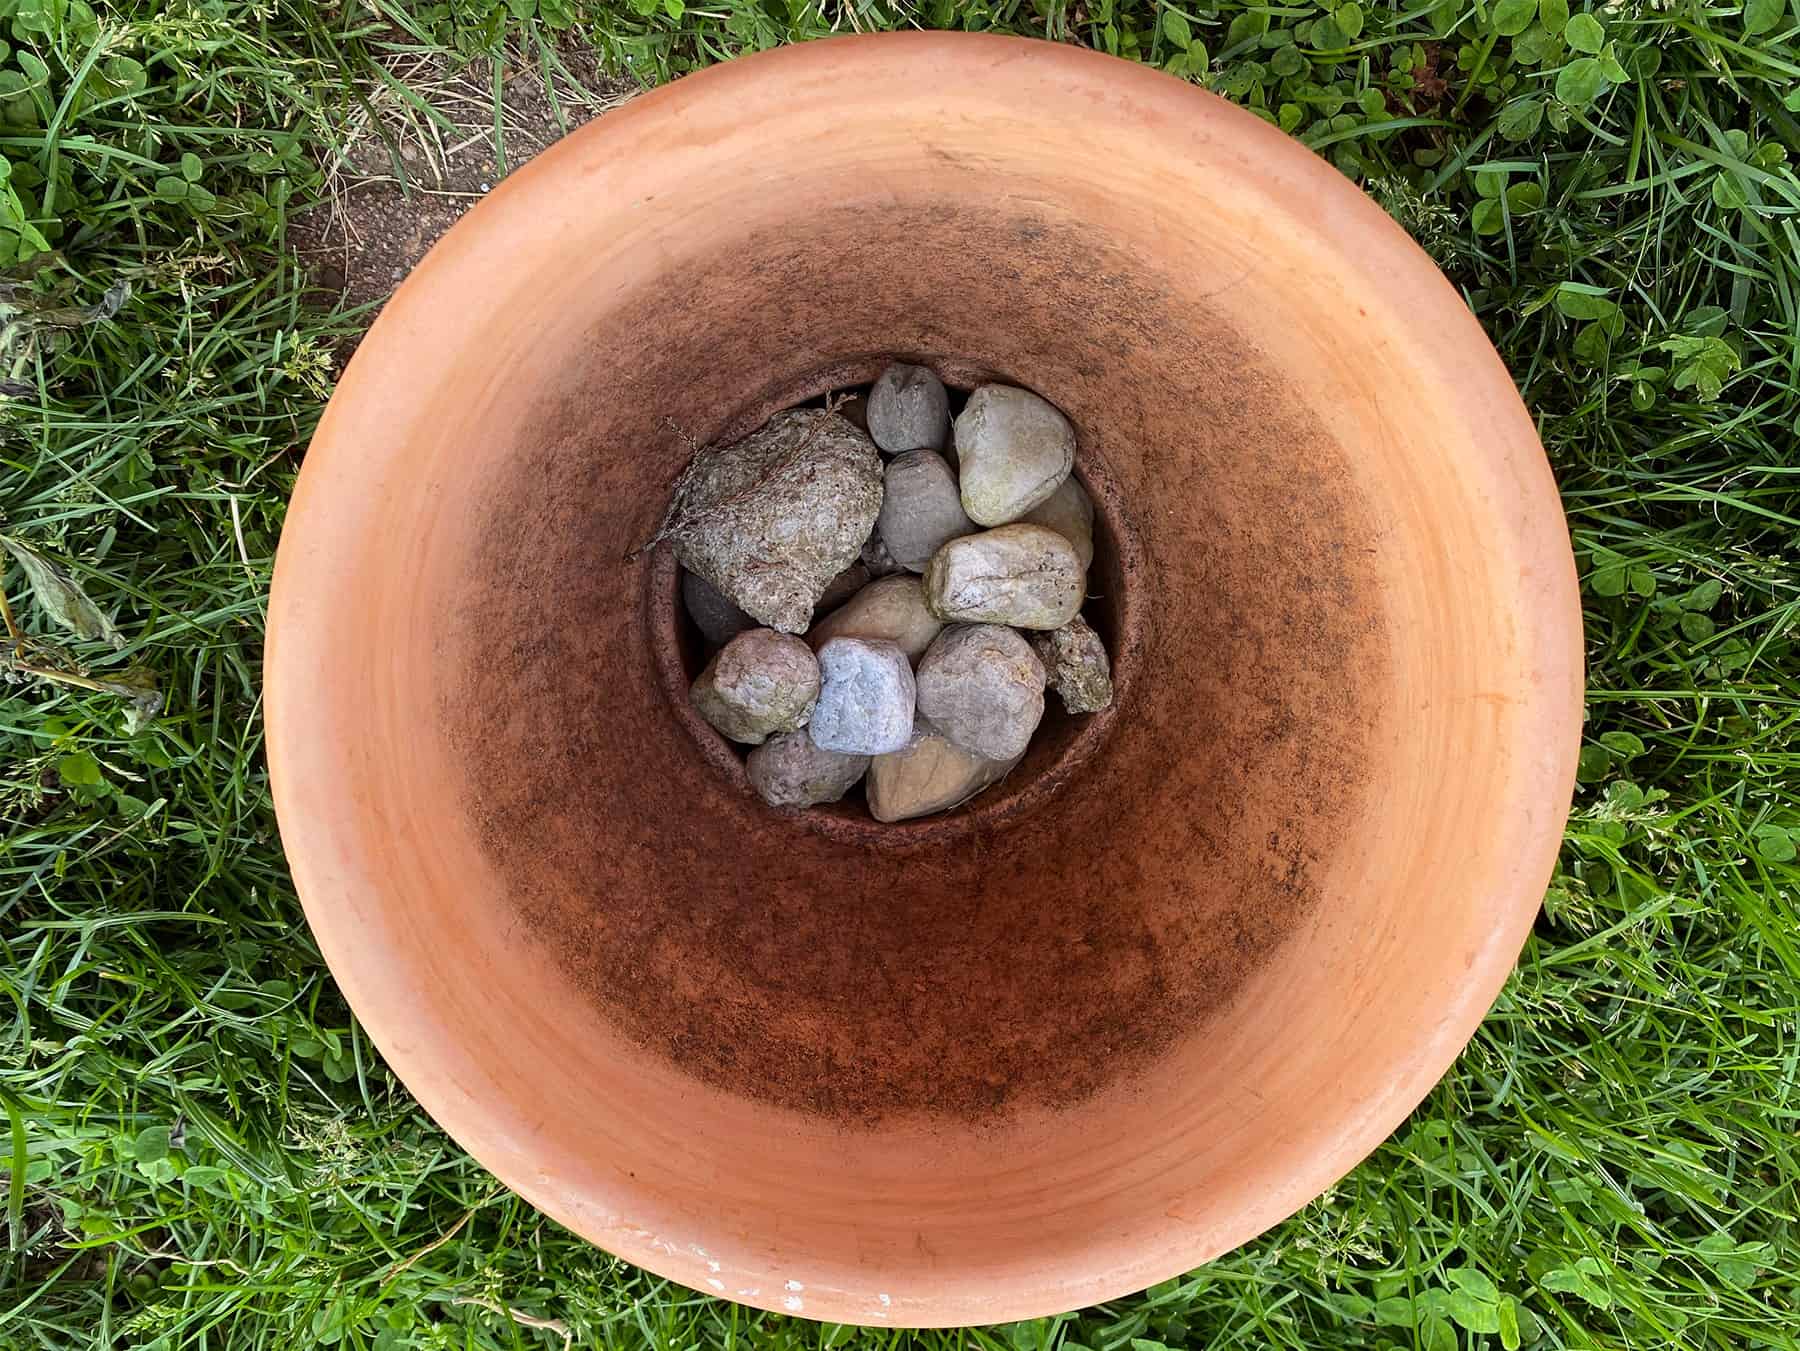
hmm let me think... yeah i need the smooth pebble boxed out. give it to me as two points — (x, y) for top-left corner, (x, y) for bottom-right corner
(914, 624), (1046, 761)
(866, 719), (1019, 822)
(807, 574), (944, 665)
(681, 569), (756, 647)
(878, 449), (975, 572)
(1018, 474), (1095, 571)
(867, 363), (950, 454)
(747, 730), (870, 808)
(952, 384), (1075, 525)
(923, 524), (1084, 630)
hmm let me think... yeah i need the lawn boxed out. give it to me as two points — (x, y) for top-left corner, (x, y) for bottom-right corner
(3, 0), (1799, 1347)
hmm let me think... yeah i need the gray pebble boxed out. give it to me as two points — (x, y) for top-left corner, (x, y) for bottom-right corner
(953, 384), (1075, 525)
(806, 573), (945, 665)
(1018, 474), (1095, 571)
(866, 719), (1020, 822)
(681, 569), (756, 647)
(878, 449), (976, 572)
(665, 410), (882, 633)
(746, 730), (870, 808)
(1031, 614), (1114, 714)
(690, 629), (820, 745)
(809, 637), (916, 755)
(923, 524), (1084, 630)
(867, 362), (950, 454)
(914, 624), (1046, 761)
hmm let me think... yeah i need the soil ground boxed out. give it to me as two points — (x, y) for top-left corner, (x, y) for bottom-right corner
(290, 42), (634, 319)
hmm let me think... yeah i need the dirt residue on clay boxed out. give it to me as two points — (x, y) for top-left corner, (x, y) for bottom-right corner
(441, 202), (1389, 1126)
(290, 42), (634, 321)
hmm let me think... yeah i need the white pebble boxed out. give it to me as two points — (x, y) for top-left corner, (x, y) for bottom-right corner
(809, 638), (915, 755)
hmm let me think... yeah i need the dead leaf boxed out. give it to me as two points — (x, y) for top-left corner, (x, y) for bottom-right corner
(0, 534), (125, 649)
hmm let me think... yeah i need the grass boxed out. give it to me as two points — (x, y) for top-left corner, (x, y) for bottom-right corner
(2, 0), (1799, 1346)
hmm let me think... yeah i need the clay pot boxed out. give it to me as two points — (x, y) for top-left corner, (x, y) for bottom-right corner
(268, 34), (1582, 1328)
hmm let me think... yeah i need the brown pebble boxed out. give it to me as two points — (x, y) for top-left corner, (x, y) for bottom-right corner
(866, 720), (1019, 822)
(806, 574), (944, 665)
(746, 730), (870, 808)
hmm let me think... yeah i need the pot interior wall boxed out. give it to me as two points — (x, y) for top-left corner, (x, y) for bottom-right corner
(441, 198), (1388, 1124)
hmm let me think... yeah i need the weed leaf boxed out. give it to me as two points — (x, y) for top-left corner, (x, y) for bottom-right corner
(1, 535), (124, 648)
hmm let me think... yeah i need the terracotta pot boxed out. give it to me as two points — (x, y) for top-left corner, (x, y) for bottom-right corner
(269, 33), (1582, 1328)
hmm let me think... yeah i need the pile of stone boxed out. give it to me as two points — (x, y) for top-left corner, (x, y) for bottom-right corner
(667, 363), (1113, 823)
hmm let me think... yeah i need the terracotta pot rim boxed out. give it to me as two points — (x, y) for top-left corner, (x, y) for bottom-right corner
(269, 31), (1583, 1326)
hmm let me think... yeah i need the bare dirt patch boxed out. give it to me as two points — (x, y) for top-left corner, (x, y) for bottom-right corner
(291, 42), (635, 322)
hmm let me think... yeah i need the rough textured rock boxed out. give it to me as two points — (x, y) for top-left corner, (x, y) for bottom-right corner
(663, 410), (882, 633)
(866, 362), (950, 454)
(923, 524), (1084, 630)
(746, 729), (870, 808)
(952, 384), (1076, 525)
(878, 449), (975, 572)
(814, 561), (872, 618)
(809, 637), (916, 755)
(1018, 474), (1095, 571)
(866, 720), (1019, 823)
(806, 574), (944, 665)
(914, 624), (1046, 761)
(689, 629), (821, 745)
(1031, 614), (1114, 714)
(860, 528), (906, 579)
(681, 569), (756, 647)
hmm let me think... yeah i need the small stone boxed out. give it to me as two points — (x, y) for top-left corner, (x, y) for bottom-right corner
(1018, 474), (1095, 571)
(866, 362), (950, 454)
(681, 569), (756, 647)
(1031, 614), (1114, 714)
(878, 449), (975, 572)
(747, 730), (869, 808)
(866, 720), (1019, 823)
(809, 637), (915, 755)
(814, 561), (872, 618)
(690, 629), (821, 745)
(923, 524), (1084, 630)
(860, 528), (906, 579)
(952, 385), (1076, 525)
(664, 410), (882, 633)
(914, 624), (1046, 761)
(806, 574), (945, 665)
